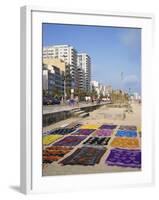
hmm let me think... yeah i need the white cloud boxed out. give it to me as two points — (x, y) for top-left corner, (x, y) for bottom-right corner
(120, 29), (140, 48)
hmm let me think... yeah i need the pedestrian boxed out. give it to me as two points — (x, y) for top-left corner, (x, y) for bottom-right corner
(85, 96), (88, 104)
(75, 96), (79, 107)
(91, 97), (94, 104)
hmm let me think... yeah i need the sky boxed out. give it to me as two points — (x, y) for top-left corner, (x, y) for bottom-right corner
(43, 23), (141, 94)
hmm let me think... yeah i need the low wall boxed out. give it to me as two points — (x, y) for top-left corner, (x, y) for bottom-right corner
(43, 104), (104, 127)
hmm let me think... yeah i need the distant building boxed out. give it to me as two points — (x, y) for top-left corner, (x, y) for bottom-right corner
(105, 85), (112, 94)
(91, 81), (113, 97)
(91, 81), (100, 97)
(77, 53), (91, 92)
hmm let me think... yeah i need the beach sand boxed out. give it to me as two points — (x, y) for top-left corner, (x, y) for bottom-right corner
(42, 102), (141, 176)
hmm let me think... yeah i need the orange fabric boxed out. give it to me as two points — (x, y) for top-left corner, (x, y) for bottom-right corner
(110, 138), (140, 149)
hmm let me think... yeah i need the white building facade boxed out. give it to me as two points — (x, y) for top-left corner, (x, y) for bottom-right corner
(77, 53), (91, 92)
(43, 45), (78, 88)
(91, 80), (112, 97)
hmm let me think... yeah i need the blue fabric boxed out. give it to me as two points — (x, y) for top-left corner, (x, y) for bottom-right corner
(115, 130), (137, 137)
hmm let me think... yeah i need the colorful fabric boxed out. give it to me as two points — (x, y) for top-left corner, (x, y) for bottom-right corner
(52, 135), (87, 146)
(119, 125), (137, 131)
(99, 124), (117, 129)
(48, 128), (76, 135)
(42, 135), (63, 145)
(106, 148), (141, 168)
(72, 129), (95, 136)
(83, 137), (111, 146)
(43, 146), (73, 164)
(110, 138), (140, 149)
(94, 129), (113, 137)
(43, 129), (55, 135)
(137, 127), (141, 133)
(115, 130), (137, 137)
(60, 147), (106, 166)
(66, 122), (82, 129)
(80, 124), (100, 129)
(138, 127), (141, 137)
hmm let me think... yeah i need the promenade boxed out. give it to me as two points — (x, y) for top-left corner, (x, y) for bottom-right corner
(43, 101), (109, 114)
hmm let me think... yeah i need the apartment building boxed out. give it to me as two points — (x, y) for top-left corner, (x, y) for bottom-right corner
(77, 66), (85, 91)
(42, 59), (66, 96)
(77, 53), (91, 92)
(43, 45), (77, 88)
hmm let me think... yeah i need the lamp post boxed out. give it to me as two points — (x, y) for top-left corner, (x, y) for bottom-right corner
(121, 72), (124, 104)
(63, 75), (67, 103)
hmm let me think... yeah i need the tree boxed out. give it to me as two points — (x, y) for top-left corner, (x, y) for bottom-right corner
(43, 89), (48, 96)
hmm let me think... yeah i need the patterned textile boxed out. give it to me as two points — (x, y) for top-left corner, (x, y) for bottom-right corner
(115, 130), (137, 137)
(52, 135), (87, 146)
(65, 122), (82, 129)
(43, 146), (73, 163)
(99, 124), (117, 129)
(106, 148), (141, 168)
(137, 127), (141, 133)
(94, 129), (113, 137)
(43, 129), (54, 135)
(42, 135), (63, 145)
(119, 125), (137, 131)
(138, 127), (141, 137)
(80, 124), (100, 129)
(83, 137), (111, 146)
(60, 147), (106, 166)
(48, 128), (76, 135)
(72, 129), (95, 136)
(110, 138), (140, 149)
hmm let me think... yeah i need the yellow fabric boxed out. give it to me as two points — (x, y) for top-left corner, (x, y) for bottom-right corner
(138, 127), (141, 133)
(43, 134), (63, 145)
(80, 124), (100, 129)
(110, 138), (140, 149)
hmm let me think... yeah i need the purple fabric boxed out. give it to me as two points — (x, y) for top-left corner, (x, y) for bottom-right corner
(72, 129), (95, 136)
(106, 148), (141, 168)
(94, 129), (113, 137)
(52, 135), (87, 146)
(100, 124), (117, 129)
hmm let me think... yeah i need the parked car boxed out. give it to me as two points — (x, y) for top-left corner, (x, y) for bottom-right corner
(43, 96), (61, 105)
(43, 96), (51, 105)
(52, 97), (60, 105)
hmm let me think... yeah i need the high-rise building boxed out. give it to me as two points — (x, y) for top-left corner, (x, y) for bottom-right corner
(77, 66), (85, 91)
(43, 45), (77, 87)
(77, 53), (91, 92)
